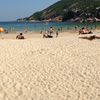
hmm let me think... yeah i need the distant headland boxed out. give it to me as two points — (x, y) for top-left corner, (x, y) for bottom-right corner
(17, 0), (100, 23)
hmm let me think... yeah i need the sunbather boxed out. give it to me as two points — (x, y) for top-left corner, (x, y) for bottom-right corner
(16, 33), (25, 39)
(79, 27), (93, 35)
(79, 35), (100, 40)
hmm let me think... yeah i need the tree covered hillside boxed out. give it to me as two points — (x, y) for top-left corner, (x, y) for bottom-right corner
(18, 0), (100, 22)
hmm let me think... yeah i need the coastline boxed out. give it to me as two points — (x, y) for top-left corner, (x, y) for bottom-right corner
(1, 0), (100, 99)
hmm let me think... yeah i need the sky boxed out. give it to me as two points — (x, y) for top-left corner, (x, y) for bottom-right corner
(0, 0), (59, 21)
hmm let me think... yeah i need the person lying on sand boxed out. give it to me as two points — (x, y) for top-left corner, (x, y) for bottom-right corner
(79, 35), (100, 40)
(79, 27), (93, 35)
(16, 33), (25, 39)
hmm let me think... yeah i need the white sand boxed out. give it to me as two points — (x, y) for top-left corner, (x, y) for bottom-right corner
(0, 33), (100, 100)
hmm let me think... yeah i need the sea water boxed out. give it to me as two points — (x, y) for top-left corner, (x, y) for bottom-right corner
(0, 21), (100, 33)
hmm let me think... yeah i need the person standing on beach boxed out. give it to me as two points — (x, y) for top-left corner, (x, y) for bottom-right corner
(56, 30), (58, 38)
(60, 27), (62, 32)
(49, 27), (54, 35)
(75, 26), (77, 31)
(40, 30), (43, 34)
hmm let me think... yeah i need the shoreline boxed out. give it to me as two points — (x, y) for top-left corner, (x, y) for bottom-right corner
(0, 29), (100, 39)
(0, 31), (76, 39)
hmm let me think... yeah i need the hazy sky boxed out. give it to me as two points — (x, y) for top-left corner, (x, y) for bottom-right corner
(0, 0), (59, 21)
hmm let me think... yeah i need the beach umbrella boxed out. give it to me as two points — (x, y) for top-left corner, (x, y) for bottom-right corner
(0, 27), (4, 39)
(0, 27), (4, 33)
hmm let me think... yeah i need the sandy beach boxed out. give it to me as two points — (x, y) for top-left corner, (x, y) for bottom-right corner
(0, 31), (100, 100)
(0, 30), (77, 39)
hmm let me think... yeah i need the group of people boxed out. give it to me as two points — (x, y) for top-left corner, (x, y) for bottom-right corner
(12, 26), (100, 40)
(42, 27), (59, 38)
(79, 27), (100, 40)
(16, 27), (59, 40)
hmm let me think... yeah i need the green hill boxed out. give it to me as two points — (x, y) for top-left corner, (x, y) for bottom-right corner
(18, 0), (100, 22)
